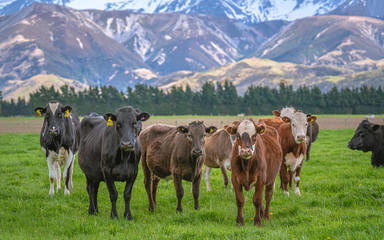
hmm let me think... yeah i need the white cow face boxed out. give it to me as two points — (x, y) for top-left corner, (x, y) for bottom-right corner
(283, 112), (317, 144)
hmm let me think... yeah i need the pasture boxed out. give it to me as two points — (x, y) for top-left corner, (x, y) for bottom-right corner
(0, 116), (384, 239)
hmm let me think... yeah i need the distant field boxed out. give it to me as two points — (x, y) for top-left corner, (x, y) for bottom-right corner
(1, 115), (384, 134)
(0, 128), (383, 239)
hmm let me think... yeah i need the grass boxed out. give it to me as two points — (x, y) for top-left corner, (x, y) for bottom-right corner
(0, 129), (383, 239)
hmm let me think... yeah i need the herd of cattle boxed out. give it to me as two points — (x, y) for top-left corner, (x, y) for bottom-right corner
(33, 101), (383, 226)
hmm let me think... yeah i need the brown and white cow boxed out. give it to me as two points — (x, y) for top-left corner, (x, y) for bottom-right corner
(203, 129), (236, 191)
(34, 101), (79, 195)
(259, 112), (317, 196)
(273, 107), (319, 161)
(225, 119), (282, 226)
(139, 121), (217, 212)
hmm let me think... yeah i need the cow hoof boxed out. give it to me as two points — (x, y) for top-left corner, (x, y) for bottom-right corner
(64, 189), (70, 195)
(295, 189), (301, 196)
(284, 191), (289, 196)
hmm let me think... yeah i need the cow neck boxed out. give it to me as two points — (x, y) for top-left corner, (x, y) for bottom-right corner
(103, 126), (120, 159)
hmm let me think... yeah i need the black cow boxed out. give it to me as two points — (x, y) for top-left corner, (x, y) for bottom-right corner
(348, 119), (384, 167)
(34, 101), (79, 195)
(306, 115), (319, 161)
(77, 106), (150, 219)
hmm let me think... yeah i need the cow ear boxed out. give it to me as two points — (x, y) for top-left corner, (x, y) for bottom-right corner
(177, 126), (189, 134)
(272, 110), (280, 117)
(61, 106), (72, 117)
(104, 113), (117, 126)
(206, 126), (217, 134)
(372, 124), (381, 132)
(256, 125), (265, 135)
(225, 126), (237, 136)
(307, 115), (317, 123)
(282, 116), (291, 123)
(137, 112), (150, 122)
(34, 107), (45, 117)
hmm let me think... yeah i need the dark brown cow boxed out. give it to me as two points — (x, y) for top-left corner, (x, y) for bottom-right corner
(259, 112), (317, 196)
(203, 129), (235, 191)
(139, 121), (217, 212)
(225, 119), (282, 226)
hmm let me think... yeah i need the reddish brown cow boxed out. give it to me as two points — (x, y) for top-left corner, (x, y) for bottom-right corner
(203, 129), (235, 191)
(259, 112), (317, 196)
(225, 119), (282, 226)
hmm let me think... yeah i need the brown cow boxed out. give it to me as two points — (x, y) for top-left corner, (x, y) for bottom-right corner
(203, 129), (235, 191)
(139, 121), (217, 212)
(225, 119), (282, 226)
(259, 112), (317, 196)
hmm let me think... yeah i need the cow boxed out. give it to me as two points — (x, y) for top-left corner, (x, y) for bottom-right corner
(76, 107), (150, 219)
(34, 101), (79, 195)
(203, 129), (236, 191)
(139, 121), (217, 212)
(273, 107), (319, 161)
(259, 112), (317, 196)
(348, 119), (384, 167)
(224, 119), (282, 226)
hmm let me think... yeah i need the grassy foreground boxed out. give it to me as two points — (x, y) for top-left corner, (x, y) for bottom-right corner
(0, 130), (383, 240)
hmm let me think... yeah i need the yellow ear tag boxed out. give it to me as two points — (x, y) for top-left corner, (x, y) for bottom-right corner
(65, 109), (70, 117)
(107, 117), (113, 126)
(309, 118), (314, 123)
(36, 109), (42, 117)
(209, 128), (213, 134)
(260, 128), (264, 134)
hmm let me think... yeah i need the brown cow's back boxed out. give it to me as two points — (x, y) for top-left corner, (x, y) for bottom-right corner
(204, 129), (232, 168)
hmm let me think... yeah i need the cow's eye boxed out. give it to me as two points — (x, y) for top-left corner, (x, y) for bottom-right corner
(187, 134), (192, 138)
(292, 123), (295, 127)
(46, 114), (50, 118)
(116, 123), (121, 128)
(360, 133), (365, 137)
(58, 114), (62, 118)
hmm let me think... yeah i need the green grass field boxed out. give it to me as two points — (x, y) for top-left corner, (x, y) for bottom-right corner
(0, 129), (383, 239)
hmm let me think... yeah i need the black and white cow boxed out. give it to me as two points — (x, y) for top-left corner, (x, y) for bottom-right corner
(348, 120), (384, 167)
(34, 101), (79, 195)
(77, 107), (150, 219)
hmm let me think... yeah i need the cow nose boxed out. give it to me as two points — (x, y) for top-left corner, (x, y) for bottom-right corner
(192, 149), (203, 157)
(297, 135), (306, 142)
(121, 141), (133, 152)
(49, 128), (59, 136)
(347, 142), (354, 149)
(240, 148), (253, 159)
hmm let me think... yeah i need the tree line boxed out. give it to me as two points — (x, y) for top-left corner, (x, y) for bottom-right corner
(1, 81), (383, 116)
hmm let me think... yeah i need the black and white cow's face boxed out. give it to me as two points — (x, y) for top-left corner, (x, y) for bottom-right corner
(177, 121), (217, 157)
(225, 120), (265, 160)
(283, 112), (317, 144)
(104, 107), (150, 152)
(348, 120), (381, 152)
(34, 102), (72, 138)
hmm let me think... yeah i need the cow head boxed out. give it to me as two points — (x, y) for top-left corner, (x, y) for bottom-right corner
(104, 106), (150, 152)
(225, 119), (265, 160)
(177, 121), (217, 157)
(34, 101), (72, 137)
(282, 112), (317, 144)
(348, 120), (381, 152)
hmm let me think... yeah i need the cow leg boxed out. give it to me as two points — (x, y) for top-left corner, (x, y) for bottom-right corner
(279, 163), (290, 196)
(288, 170), (293, 188)
(293, 162), (304, 196)
(86, 178), (97, 215)
(152, 176), (160, 208)
(123, 173), (138, 220)
(192, 173), (202, 210)
(62, 150), (74, 195)
(46, 151), (57, 195)
(104, 171), (119, 219)
(142, 158), (155, 212)
(306, 141), (312, 161)
(253, 180), (264, 226)
(68, 154), (75, 190)
(263, 182), (274, 220)
(172, 173), (184, 212)
(204, 166), (212, 191)
(219, 162), (229, 190)
(93, 181), (100, 213)
(232, 177), (245, 226)
(54, 161), (61, 193)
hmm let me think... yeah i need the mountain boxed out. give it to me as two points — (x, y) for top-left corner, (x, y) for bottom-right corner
(154, 57), (384, 94)
(1, 0), (384, 25)
(84, 10), (264, 75)
(254, 15), (384, 68)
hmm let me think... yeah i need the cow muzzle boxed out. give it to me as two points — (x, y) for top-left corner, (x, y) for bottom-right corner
(240, 148), (253, 160)
(49, 127), (60, 137)
(120, 141), (134, 152)
(191, 149), (203, 157)
(296, 135), (306, 143)
(347, 142), (357, 150)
